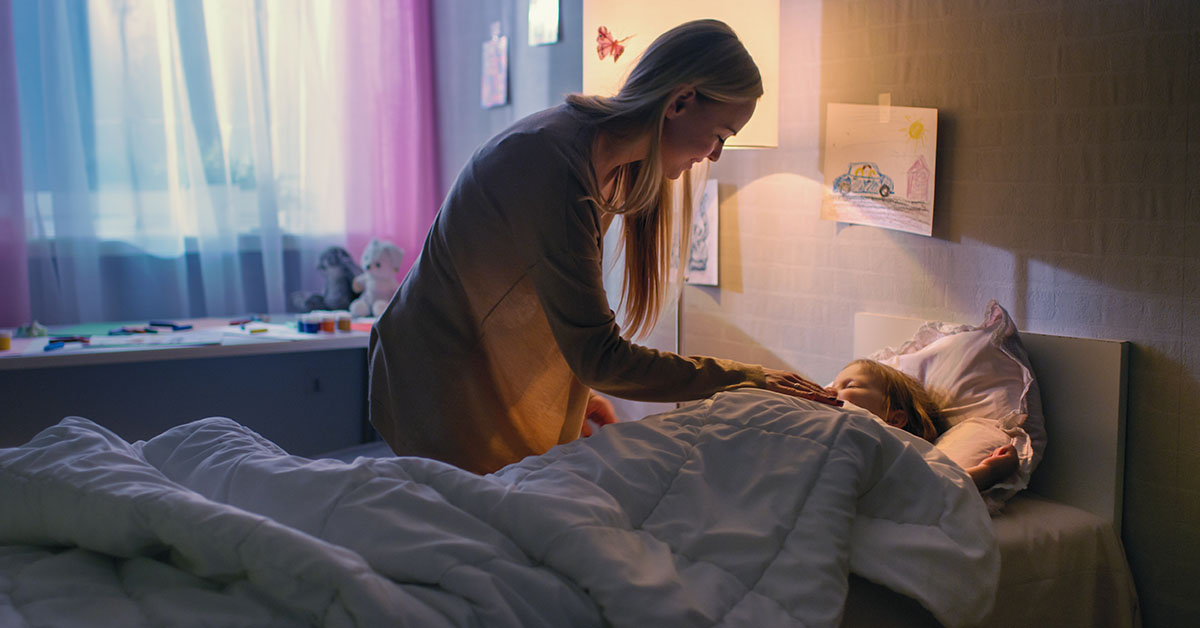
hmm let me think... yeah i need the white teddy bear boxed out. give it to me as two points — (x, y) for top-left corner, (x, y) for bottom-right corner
(349, 239), (404, 317)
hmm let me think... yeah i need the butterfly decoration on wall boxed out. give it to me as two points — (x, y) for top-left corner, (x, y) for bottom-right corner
(596, 25), (633, 62)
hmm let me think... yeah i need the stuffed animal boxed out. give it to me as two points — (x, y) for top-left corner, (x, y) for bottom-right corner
(349, 239), (404, 317)
(290, 246), (362, 312)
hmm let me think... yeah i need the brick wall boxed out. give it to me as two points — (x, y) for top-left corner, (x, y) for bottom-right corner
(684, 1), (1199, 625)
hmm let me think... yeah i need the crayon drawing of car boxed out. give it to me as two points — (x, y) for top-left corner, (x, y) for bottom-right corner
(833, 162), (894, 198)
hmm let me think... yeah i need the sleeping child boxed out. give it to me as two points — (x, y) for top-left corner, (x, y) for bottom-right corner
(827, 359), (1019, 491)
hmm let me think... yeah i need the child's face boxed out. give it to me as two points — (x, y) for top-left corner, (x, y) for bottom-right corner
(828, 363), (891, 421)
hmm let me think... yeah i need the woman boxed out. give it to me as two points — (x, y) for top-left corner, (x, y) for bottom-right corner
(369, 19), (836, 474)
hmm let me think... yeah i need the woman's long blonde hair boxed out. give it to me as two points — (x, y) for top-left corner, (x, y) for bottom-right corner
(566, 19), (762, 338)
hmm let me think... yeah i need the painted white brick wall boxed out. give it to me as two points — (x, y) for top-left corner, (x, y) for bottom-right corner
(681, 1), (1199, 625)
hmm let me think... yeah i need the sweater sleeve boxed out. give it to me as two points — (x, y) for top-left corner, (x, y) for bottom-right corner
(530, 245), (766, 402)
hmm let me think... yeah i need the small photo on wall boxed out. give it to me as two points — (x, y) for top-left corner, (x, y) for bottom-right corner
(821, 103), (937, 236)
(528, 0), (559, 46)
(686, 179), (719, 286)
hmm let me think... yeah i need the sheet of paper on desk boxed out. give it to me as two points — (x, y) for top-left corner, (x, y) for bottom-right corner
(87, 331), (225, 348)
(221, 323), (310, 341)
(21, 340), (87, 356)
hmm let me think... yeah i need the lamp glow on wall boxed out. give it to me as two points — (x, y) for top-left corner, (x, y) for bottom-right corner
(581, 0), (780, 148)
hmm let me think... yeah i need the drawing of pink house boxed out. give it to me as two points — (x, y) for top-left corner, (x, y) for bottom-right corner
(907, 156), (930, 203)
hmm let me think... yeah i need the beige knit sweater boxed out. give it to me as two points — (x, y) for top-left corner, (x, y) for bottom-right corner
(368, 105), (765, 474)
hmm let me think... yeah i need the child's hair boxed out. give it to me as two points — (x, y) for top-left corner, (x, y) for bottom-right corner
(848, 359), (945, 442)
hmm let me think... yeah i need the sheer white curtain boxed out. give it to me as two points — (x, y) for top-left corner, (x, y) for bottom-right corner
(12, 0), (346, 324)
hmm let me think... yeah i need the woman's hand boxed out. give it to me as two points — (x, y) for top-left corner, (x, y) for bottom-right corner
(763, 368), (843, 407)
(582, 392), (620, 437)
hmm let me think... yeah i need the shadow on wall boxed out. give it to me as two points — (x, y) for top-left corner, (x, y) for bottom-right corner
(680, 181), (790, 372)
(682, 301), (846, 385)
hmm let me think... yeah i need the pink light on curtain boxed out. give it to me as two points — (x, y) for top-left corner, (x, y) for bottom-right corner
(341, 0), (439, 280)
(0, 0), (29, 327)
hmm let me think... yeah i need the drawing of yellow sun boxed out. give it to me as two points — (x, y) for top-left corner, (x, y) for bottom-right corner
(901, 116), (927, 150)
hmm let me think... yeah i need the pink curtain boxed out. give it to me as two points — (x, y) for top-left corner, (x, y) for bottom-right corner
(0, 0), (439, 327)
(0, 0), (29, 327)
(342, 0), (440, 280)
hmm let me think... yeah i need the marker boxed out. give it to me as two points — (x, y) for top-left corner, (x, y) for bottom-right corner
(50, 336), (89, 344)
(43, 341), (65, 352)
(110, 326), (155, 335)
(149, 321), (193, 331)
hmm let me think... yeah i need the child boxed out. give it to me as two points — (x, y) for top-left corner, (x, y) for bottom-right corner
(828, 359), (1019, 491)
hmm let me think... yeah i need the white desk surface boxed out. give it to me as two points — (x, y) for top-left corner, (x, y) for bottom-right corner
(0, 317), (372, 370)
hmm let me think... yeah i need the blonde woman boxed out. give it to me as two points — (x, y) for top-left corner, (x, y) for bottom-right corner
(369, 20), (837, 474)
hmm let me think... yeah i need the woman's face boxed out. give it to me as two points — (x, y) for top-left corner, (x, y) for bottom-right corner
(660, 91), (756, 180)
(828, 363), (891, 421)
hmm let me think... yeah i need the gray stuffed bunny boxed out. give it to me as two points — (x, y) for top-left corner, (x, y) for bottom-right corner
(290, 246), (363, 312)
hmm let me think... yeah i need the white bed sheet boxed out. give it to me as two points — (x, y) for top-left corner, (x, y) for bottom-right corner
(982, 493), (1140, 628)
(842, 492), (1141, 627)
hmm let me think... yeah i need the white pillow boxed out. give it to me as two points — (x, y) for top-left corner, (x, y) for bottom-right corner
(933, 418), (1012, 471)
(869, 300), (1045, 512)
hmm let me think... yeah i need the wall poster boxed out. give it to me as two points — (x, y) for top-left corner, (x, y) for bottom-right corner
(821, 103), (937, 236)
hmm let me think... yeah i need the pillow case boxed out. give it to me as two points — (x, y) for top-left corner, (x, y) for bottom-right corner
(869, 300), (1045, 512)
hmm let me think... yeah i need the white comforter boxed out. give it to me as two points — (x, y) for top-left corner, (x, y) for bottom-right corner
(0, 389), (998, 627)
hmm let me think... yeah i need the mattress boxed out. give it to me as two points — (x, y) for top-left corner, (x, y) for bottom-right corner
(982, 493), (1139, 627)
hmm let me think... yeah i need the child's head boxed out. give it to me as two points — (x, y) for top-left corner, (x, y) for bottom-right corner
(829, 359), (944, 442)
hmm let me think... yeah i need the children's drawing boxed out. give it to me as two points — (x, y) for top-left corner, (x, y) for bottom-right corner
(686, 179), (719, 286)
(481, 23), (508, 108)
(821, 103), (937, 236)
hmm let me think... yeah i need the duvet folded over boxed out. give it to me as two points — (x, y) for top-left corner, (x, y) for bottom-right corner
(0, 389), (998, 627)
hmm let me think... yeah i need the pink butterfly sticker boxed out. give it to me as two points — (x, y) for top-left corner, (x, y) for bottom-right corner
(596, 25), (632, 62)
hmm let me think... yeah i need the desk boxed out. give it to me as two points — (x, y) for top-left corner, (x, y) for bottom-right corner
(0, 318), (375, 456)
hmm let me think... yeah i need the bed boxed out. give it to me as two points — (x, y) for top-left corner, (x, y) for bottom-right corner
(843, 311), (1141, 627)
(0, 308), (1139, 627)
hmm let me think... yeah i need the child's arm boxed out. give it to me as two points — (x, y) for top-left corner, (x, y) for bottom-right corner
(965, 445), (1018, 491)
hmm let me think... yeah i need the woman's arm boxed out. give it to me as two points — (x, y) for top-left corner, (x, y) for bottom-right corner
(479, 124), (835, 406)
